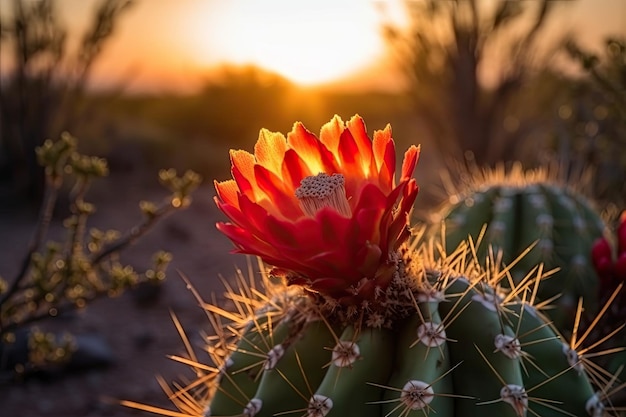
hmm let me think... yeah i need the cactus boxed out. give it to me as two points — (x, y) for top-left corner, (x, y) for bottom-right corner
(123, 116), (623, 417)
(123, 242), (624, 417)
(435, 163), (607, 333)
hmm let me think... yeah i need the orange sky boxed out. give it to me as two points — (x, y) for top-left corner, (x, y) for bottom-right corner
(2, 0), (625, 93)
(86, 0), (402, 92)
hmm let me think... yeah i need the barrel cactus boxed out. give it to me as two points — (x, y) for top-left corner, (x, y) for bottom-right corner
(123, 116), (622, 417)
(434, 164), (607, 332)
(194, 252), (619, 417)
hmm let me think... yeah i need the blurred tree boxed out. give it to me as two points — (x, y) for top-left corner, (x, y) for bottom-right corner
(197, 65), (297, 143)
(383, 0), (568, 168)
(553, 37), (626, 205)
(0, 0), (134, 203)
(144, 65), (300, 149)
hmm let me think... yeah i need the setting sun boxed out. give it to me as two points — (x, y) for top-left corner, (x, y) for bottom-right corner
(182, 0), (387, 86)
(15, 0), (624, 93)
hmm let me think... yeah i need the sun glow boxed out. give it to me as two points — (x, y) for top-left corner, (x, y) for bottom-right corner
(41, 0), (626, 93)
(184, 0), (387, 86)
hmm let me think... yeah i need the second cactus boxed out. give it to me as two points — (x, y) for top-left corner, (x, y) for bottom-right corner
(436, 163), (607, 332)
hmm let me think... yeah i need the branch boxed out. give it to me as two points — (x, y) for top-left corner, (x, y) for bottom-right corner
(89, 201), (178, 266)
(0, 181), (59, 307)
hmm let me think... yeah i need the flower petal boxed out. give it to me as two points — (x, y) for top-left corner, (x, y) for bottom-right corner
(356, 242), (383, 278)
(216, 222), (277, 257)
(288, 122), (338, 175)
(401, 145), (420, 182)
(372, 127), (396, 191)
(319, 114), (344, 154)
(214, 198), (254, 232)
(230, 149), (257, 198)
(254, 129), (288, 175)
(337, 128), (360, 174)
(281, 148), (313, 191)
(254, 164), (302, 220)
(346, 115), (375, 177)
(214, 179), (240, 209)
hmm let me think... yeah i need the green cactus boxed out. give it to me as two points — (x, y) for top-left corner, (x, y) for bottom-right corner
(122, 118), (624, 417)
(435, 163), (607, 333)
(125, 238), (623, 417)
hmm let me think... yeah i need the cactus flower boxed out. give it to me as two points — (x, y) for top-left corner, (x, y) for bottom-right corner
(215, 115), (419, 302)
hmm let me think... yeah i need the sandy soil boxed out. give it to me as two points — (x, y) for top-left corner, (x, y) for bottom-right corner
(0, 172), (249, 417)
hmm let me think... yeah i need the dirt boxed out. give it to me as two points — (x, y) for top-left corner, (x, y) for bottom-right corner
(0, 172), (249, 417)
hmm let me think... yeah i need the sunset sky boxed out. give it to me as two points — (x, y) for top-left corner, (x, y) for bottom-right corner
(2, 0), (625, 93)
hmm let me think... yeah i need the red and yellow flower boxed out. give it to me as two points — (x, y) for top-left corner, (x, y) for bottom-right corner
(215, 115), (419, 303)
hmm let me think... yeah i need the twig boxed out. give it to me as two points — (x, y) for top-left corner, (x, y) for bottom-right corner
(89, 202), (178, 265)
(0, 181), (60, 309)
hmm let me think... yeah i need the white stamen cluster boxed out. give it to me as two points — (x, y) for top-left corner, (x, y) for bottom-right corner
(264, 344), (285, 370)
(295, 173), (351, 217)
(472, 291), (502, 312)
(538, 238), (554, 258)
(573, 216), (586, 232)
(307, 394), (333, 417)
(494, 334), (522, 359)
(563, 344), (585, 374)
(416, 322), (447, 347)
(494, 197), (513, 213)
(331, 340), (360, 367)
(416, 288), (445, 303)
(401, 380), (434, 410)
(243, 399), (262, 417)
(500, 384), (528, 416)
(536, 213), (554, 231)
(529, 193), (546, 208)
(585, 394), (605, 417)
(489, 220), (506, 240)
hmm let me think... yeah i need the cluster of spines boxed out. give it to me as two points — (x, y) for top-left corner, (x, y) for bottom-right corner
(122, 240), (626, 417)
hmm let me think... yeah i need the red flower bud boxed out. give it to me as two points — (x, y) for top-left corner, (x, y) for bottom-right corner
(617, 211), (626, 255)
(591, 237), (612, 269)
(615, 252), (626, 282)
(595, 256), (614, 282)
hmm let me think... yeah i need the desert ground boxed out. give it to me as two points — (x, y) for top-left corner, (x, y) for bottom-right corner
(0, 171), (250, 417)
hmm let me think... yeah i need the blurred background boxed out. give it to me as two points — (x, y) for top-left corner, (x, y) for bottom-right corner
(0, 0), (625, 416)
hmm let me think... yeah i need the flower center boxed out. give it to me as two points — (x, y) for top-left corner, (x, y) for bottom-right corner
(295, 173), (351, 217)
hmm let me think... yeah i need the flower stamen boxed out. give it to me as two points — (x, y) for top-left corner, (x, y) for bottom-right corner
(295, 173), (351, 217)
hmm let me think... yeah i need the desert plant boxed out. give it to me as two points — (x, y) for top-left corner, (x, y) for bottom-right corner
(0, 132), (201, 378)
(124, 116), (624, 417)
(432, 162), (607, 334)
(0, 0), (134, 201)
(382, 0), (568, 167)
(554, 37), (626, 206)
